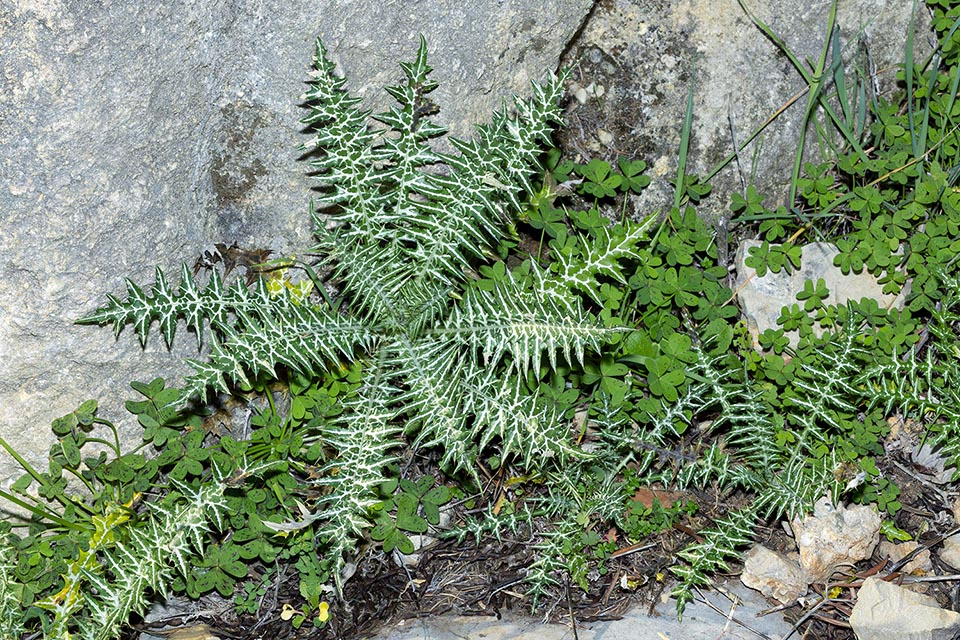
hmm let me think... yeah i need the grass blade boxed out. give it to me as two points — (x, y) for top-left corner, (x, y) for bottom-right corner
(917, 53), (940, 164)
(945, 64), (960, 139)
(905, 0), (918, 158)
(737, 0), (868, 208)
(855, 65), (868, 140)
(0, 489), (78, 530)
(832, 27), (852, 129)
(674, 81), (695, 212)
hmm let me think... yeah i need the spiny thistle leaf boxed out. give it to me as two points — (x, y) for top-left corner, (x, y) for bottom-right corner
(670, 505), (759, 619)
(471, 372), (576, 466)
(445, 262), (611, 374)
(552, 218), (655, 304)
(309, 383), (402, 593)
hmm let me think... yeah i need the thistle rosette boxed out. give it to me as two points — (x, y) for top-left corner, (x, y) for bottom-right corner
(80, 37), (649, 591)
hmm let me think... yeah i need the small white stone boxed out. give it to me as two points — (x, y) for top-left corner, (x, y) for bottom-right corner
(878, 540), (932, 575)
(652, 155), (672, 177)
(571, 83), (588, 104)
(740, 545), (809, 604)
(791, 499), (880, 582)
(939, 533), (960, 570)
(597, 129), (613, 145)
(394, 534), (437, 569)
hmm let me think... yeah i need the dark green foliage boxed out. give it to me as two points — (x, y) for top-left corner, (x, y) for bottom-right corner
(370, 475), (453, 554)
(5, 3), (960, 636)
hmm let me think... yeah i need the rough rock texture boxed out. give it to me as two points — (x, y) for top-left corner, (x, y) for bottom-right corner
(850, 577), (960, 640)
(735, 240), (907, 347)
(740, 544), (809, 604)
(791, 497), (880, 582)
(939, 532), (960, 570)
(559, 0), (932, 226)
(0, 1), (592, 485)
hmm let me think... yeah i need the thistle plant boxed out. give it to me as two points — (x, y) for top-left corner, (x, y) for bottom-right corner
(53, 3), (960, 628)
(79, 37), (651, 593)
(0, 536), (24, 640)
(17, 470), (231, 640)
(72, 481), (229, 640)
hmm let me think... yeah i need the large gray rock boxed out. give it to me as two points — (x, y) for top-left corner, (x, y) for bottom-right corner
(0, 1), (592, 485)
(560, 0), (932, 226)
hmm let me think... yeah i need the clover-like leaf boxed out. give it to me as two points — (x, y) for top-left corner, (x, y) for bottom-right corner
(577, 159), (622, 199)
(618, 157), (651, 193)
(796, 278), (830, 311)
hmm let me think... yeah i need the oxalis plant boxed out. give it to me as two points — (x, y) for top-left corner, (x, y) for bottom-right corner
(67, 36), (652, 631)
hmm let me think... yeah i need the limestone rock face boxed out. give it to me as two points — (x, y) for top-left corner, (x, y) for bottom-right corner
(0, 0), (934, 488)
(559, 0), (930, 229)
(0, 0), (592, 484)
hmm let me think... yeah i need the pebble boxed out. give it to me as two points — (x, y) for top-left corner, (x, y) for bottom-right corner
(740, 544), (808, 604)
